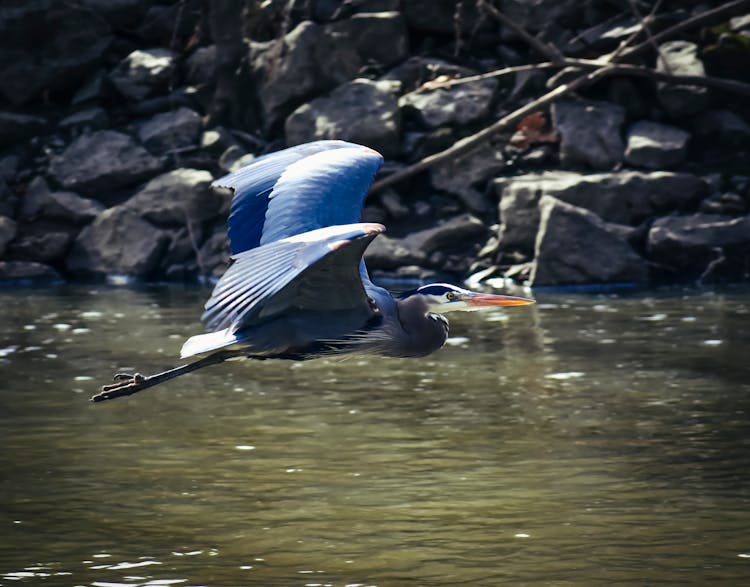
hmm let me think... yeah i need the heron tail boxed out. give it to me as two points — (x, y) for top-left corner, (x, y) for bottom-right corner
(180, 328), (242, 358)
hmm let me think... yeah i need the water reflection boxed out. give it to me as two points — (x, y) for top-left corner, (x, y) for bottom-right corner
(1, 285), (750, 586)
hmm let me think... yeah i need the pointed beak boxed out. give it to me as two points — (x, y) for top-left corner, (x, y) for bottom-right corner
(462, 292), (535, 307)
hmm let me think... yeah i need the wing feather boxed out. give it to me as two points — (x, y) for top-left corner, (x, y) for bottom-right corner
(202, 223), (385, 334)
(212, 141), (383, 255)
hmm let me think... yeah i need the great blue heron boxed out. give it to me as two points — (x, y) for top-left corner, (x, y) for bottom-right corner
(92, 141), (533, 402)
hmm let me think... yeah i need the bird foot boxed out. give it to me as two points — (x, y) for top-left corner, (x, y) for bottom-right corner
(91, 372), (149, 402)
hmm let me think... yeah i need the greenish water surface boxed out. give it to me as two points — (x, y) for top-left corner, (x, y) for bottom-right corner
(1, 285), (749, 586)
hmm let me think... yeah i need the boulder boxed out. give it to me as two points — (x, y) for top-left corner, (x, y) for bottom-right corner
(624, 120), (690, 169)
(48, 130), (162, 196)
(67, 206), (170, 278)
(125, 168), (223, 226)
(399, 74), (497, 129)
(648, 213), (750, 280)
(108, 48), (178, 102)
(0, 261), (62, 285)
(6, 229), (73, 264)
(329, 12), (408, 68)
(656, 41), (709, 118)
(0, 111), (48, 148)
(197, 228), (230, 278)
(0, 215), (17, 256)
(58, 108), (110, 133)
(404, 0), (486, 33)
(185, 45), (217, 86)
(0, 0), (112, 106)
(496, 170), (706, 253)
(692, 110), (750, 147)
(20, 176), (104, 224)
(430, 142), (505, 213)
(404, 213), (487, 256)
(363, 235), (427, 270)
(551, 99), (625, 170)
(285, 79), (401, 158)
(250, 20), (361, 129)
(137, 107), (202, 154)
(530, 196), (648, 286)
(43, 191), (105, 224)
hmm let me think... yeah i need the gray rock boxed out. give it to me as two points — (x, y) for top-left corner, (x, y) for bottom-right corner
(125, 168), (222, 226)
(58, 108), (110, 132)
(399, 74), (497, 129)
(200, 126), (240, 155)
(379, 190), (410, 219)
(530, 196), (648, 286)
(363, 235), (427, 270)
(0, 154), (19, 182)
(72, 69), (108, 106)
(693, 110), (750, 146)
(285, 79), (402, 158)
(496, 170), (706, 254)
(78, 0), (150, 28)
(381, 57), (466, 93)
(19, 176), (52, 220)
(49, 130), (162, 196)
(0, 1), (112, 106)
(0, 180), (16, 218)
(67, 206), (170, 277)
(649, 213), (750, 280)
(656, 41), (709, 117)
(185, 45), (217, 86)
(0, 215), (17, 257)
(404, 214), (487, 256)
(43, 191), (105, 224)
(0, 261), (62, 285)
(7, 230), (73, 264)
(552, 99), (625, 170)
(0, 111), (48, 148)
(329, 11), (408, 68)
(430, 143), (505, 213)
(404, 0), (484, 33)
(108, 48), (178, 101)
(197, 229), (230, 278)
(624, 120), (690, 169)
(19, 176), (103, 224)
(250, 21), (361, 128)
(137, 107), (202, 154)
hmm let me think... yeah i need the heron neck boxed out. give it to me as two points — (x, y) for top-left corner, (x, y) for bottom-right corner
(393, 296), (449, 357)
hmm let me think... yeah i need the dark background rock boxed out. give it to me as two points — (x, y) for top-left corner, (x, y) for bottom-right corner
(48, 131), (162, 197)
(0, 0), (748, 287)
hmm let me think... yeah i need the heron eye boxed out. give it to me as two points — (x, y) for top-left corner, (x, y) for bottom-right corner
(446, 292), (455, 300)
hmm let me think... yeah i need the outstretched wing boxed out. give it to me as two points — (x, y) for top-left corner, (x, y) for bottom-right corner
(202, 223), (385, 333)
(213, 141), (383, 255)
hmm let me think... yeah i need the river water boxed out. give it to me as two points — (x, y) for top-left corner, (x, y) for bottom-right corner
(1, 285), (749, 586)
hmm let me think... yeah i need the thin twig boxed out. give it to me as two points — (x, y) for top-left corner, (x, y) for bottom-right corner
(371, 66), (613, 193)
(477, 0), (566, 65)
(627, 0), (669, 70)
(615, 0), (750, 61)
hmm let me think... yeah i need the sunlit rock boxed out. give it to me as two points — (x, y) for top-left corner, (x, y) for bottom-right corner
(624, 120), (690, 169)
(656, 41), (709, 118)
(285, 79), (401, 158)
(495, 170), (706, 254)
(48, 130), (162, 196)
(551, 99), (625, 170)
(137, 107), (202, 154)
(530, 196), (648, 286)
(67, 206), (170, 278)
(108, 48), (177, 101)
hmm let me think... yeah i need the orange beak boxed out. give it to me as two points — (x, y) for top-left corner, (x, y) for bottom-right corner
(463, 292), (535, 307)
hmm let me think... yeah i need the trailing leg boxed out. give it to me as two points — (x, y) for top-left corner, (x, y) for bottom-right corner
(90, 351), (236, 403)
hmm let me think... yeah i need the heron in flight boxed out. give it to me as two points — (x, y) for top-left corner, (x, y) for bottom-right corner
(92, 141), (533, 402)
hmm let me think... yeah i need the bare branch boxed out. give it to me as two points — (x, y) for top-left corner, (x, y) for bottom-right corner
(615, 0), (750, 61)
(477, 0), (566, 65)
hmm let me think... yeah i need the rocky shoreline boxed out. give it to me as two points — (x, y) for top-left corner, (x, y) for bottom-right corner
(1, 0), (749, 288)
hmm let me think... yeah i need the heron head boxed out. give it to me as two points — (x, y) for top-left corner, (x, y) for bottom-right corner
(403, 283), (534, 313)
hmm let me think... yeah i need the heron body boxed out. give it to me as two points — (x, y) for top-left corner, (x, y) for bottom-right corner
(93, 141), (533, 402)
